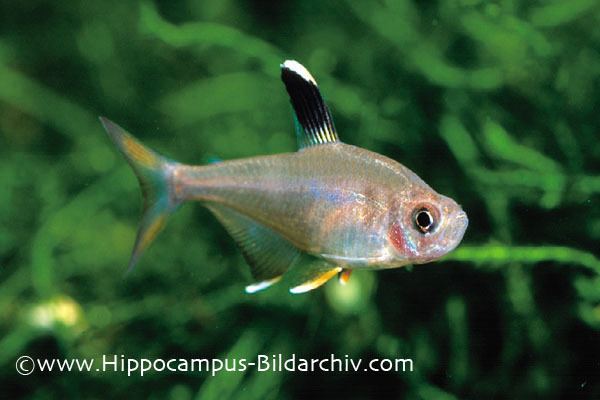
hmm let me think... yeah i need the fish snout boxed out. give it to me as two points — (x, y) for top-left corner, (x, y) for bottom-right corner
(447, 210), (468, 247)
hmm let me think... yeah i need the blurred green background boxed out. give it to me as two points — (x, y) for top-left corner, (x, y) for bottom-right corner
(1, 0), (600, 398)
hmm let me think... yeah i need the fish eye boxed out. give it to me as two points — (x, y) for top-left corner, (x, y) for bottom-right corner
(414, 207), (435, 234)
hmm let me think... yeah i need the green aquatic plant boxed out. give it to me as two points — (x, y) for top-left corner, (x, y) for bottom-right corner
(1, 0), (599, 398)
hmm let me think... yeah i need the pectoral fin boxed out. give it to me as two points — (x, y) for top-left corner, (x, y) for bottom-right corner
(207, 204), (300, 293)
(288, 260), (342, 294)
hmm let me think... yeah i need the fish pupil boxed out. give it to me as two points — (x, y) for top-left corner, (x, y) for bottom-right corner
(415, 209), (434, 233)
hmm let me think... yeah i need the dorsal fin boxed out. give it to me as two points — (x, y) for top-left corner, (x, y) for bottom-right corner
(280, 60), (339, 149)
(206, 204), (301, 293)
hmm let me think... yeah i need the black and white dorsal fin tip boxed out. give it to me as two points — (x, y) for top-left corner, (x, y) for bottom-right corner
(280, 60), (339, 149)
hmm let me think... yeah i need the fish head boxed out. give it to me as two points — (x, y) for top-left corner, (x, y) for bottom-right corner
(387, 190), (468, 265)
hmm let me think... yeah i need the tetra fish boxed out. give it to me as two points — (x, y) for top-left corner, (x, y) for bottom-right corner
(101, 60), (468, 294)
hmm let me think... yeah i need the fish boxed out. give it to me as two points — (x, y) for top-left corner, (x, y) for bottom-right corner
(100, 60), (468, 294)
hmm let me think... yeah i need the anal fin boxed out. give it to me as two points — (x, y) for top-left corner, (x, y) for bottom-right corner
(207, 204), (300, 293)
(245, 276), (282, 294)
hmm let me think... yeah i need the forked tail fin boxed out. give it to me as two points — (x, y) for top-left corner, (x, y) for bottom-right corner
(100, 117), (180, 272)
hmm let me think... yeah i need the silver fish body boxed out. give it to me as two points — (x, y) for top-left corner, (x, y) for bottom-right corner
(174, 143), (467, 268)
(101, 60), (467, 293)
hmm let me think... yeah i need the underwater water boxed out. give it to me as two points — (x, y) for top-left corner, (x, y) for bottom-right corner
(1, 0), (599, 398)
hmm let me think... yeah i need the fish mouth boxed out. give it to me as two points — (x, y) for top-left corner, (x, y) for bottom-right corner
(445, 210), (468, 250)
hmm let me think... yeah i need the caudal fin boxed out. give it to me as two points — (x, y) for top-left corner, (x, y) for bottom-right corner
(100, 117), (179, 272)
